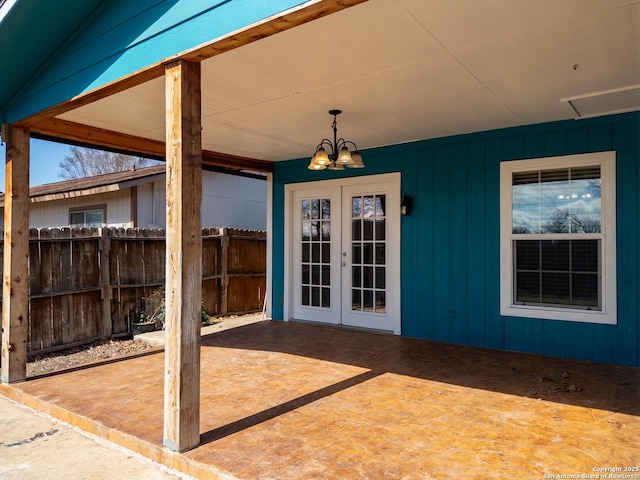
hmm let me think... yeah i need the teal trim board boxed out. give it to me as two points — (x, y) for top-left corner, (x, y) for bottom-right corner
(1, 0), (308, 123)
(0, 0), (105, 122)
(272, 112), (640, 367)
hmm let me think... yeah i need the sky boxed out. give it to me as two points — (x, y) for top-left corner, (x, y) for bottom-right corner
(0, 138), (70, 189)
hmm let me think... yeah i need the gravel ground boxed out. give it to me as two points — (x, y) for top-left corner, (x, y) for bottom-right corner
(27, 339), (156, 378)
(25, 314), (260, 378)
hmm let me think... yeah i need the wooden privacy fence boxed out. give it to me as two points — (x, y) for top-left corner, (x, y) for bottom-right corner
(0, 227), (266, 356)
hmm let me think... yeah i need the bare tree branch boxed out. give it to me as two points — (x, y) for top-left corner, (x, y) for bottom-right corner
(58, 147), (162, 180)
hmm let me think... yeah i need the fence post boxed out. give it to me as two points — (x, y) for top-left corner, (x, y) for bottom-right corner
(99, 228), (112, 340)
(221, 227), (229, 315)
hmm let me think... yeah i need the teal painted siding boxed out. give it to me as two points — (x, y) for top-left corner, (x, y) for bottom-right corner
(272, 113), (640, 366)
(2, 0), (307, 123)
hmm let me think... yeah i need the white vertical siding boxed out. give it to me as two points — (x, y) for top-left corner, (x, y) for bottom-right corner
(201, 172), (266, 230)
(1, 171), (266, 230)
(136, 172), (266, 230)
(136, 181), (164, 228)
(28, 190), (132, 228)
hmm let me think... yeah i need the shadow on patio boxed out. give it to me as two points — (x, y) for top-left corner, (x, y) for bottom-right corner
(1, 321), (638, 479)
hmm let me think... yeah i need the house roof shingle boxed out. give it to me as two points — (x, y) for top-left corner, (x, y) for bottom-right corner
(0, 164), (166, 206)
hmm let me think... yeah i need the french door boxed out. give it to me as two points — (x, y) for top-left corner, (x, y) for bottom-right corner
(288, 174), (400, 333)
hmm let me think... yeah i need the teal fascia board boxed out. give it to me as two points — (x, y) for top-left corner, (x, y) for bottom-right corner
(0, 0), (105, 124)
(1, 0), (307, 123)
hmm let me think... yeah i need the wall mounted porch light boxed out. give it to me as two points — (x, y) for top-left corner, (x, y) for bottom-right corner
(401, 194), (413, 216)
(308, 110), (365, 171)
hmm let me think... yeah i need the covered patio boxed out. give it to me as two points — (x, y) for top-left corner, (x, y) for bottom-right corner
(2, 0), (640, 461)
(1, 321), (638, 479)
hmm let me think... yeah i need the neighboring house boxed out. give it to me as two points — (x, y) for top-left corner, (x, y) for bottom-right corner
(1, 0), (638, 375)
(0, 165), (266, 230)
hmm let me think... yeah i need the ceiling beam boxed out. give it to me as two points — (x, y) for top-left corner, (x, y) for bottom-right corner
(30, 117), (273, 173)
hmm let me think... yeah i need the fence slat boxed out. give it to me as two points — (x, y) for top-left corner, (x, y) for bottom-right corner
(1, 227), (265, 357)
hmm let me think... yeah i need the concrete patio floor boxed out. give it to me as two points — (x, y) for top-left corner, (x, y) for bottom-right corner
(1, 321), (638, 479)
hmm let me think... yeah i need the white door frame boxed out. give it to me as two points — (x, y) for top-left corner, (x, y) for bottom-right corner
(284, 172), (401, 335)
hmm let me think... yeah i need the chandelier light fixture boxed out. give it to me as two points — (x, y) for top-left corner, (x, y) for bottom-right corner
(308, 109), (365, 171)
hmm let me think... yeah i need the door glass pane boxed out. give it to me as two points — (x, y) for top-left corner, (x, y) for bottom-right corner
(351, 194), (387, 313)
(375, 267), (385, 289)
(322, 265), (331, 286)
(363, 219), (374, 240)
(363, 266), (373, 288)
(322, 199), (331, 219)
(375, 243), (385, 264)
(302, 221), (311, 240)
(352, 289), (361, 310)
(375, 291), (386, 313)
(375, 219), (385, 241)
(312, 265), (320, 284)
(363, 195), (374, 215)
(352, 266), (361, 288)
(322, 243), (330, 263)
(352, 245), (361, 264)
(363, 290), (374, 311)
(352, 220), (361, 241)
(352, 197), (362, 217)
(301, 197), (332, 309)
(322, 288), (331, 308)
(376, 196), (385, 216)
(321, 220), (331, 240)
(363, 243), (373, 264)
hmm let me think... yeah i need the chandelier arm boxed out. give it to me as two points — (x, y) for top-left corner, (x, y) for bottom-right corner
(336, 138), (358, 151)
(343, 140), (358, 151)
(315, 139), (334, 152)
(309, 110), (364, 171)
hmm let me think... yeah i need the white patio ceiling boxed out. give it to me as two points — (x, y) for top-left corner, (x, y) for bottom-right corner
(57, 0), (640, 163)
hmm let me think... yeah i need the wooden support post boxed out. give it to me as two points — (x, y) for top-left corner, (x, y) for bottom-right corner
(1, 125), (30, 384)
(163, 60), (203, 452)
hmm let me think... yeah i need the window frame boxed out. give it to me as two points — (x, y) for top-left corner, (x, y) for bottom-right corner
(499, 151), (616, 324)
(69, 204), (106, 227)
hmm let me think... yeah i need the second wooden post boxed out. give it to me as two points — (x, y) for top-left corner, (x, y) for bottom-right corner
(163, 59), (203, 452)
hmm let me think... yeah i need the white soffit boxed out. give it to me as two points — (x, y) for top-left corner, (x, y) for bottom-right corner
(562, 85), (640, 119)
(56, 0), (640, 163)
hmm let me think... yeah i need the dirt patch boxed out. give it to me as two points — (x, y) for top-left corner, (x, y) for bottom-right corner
(26, 313), (262, 377)
(27, 339), (155, 377)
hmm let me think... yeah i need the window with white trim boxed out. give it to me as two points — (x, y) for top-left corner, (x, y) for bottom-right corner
(500, 152), (616, 324)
